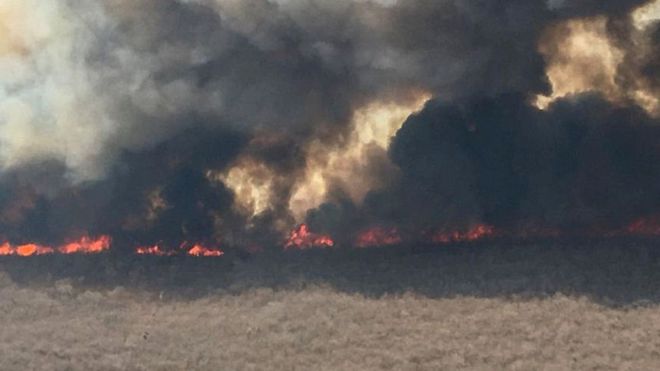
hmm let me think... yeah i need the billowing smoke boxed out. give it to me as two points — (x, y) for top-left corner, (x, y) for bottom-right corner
(0, 0), (657, 250)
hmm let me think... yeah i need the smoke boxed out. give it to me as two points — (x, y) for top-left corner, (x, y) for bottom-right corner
(0, 0), (657, 248)
(307, 92), (660, 243)
(536, 3), (659, 114)
(610, 4), (660, 115)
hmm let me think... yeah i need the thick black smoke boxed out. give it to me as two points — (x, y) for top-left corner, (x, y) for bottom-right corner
(403, 94), (659, 227)
(0, 0), (657, 248)
(608, 15), (660, 114)
(307, 93), (660, 239)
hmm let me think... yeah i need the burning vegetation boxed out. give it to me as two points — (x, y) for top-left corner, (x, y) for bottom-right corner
(135, 242), (224, 257)
(0, 236), (110, 257)
(0, 0), (657, 255)
(284, 224), (335, 250)
(430, 225), (496, 244)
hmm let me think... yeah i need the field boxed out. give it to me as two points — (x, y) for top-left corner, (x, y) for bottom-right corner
(2, 239), (660, 370)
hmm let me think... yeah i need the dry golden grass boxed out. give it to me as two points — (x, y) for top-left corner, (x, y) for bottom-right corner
(2, 240), (660, 370)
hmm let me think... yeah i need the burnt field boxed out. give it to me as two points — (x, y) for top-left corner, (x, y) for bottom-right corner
(3, 237), (660, 304)
(2, 238), (660, 370)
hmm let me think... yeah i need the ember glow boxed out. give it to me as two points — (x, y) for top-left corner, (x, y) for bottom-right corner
(431, 225), (496, 244)
(624, 217), (660, 236)
(135, 245), (174, 256)
(284, 224), (335, 250)
(355, 227), (402, 248)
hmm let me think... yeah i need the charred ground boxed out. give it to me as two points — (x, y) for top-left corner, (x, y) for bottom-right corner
(2, 237), (660, 307)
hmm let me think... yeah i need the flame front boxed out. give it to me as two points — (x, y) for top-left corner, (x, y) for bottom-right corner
(5, 219), (660, 259)
(431, 224), (496, 244)
(135, 242), (224, 257)
(0, 235), (110, 256)
(284, 224), (334, 250)
(58, 236), (111, 254)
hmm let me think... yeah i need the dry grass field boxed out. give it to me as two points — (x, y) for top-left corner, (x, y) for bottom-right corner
(2, 239), (660, 370)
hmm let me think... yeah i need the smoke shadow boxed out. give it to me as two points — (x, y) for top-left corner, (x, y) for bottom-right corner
(2, 238), (660, 307)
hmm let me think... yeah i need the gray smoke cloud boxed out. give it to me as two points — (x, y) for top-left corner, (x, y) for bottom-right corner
(1, 0), (650, 181)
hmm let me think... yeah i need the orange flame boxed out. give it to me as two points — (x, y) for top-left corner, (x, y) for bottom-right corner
(186, 243), (224, 257)
(135, 245), (175, 256)
(0, 243), (12, 256)
(284, 224), (334, 250)
(355, 227), (402, 248)
(16, 243), (54, 256)
(135, 242), (224, 257)
(0, 236), (110, 256)
(58, 235), (111, 254)
(431, 224), (495, 244)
